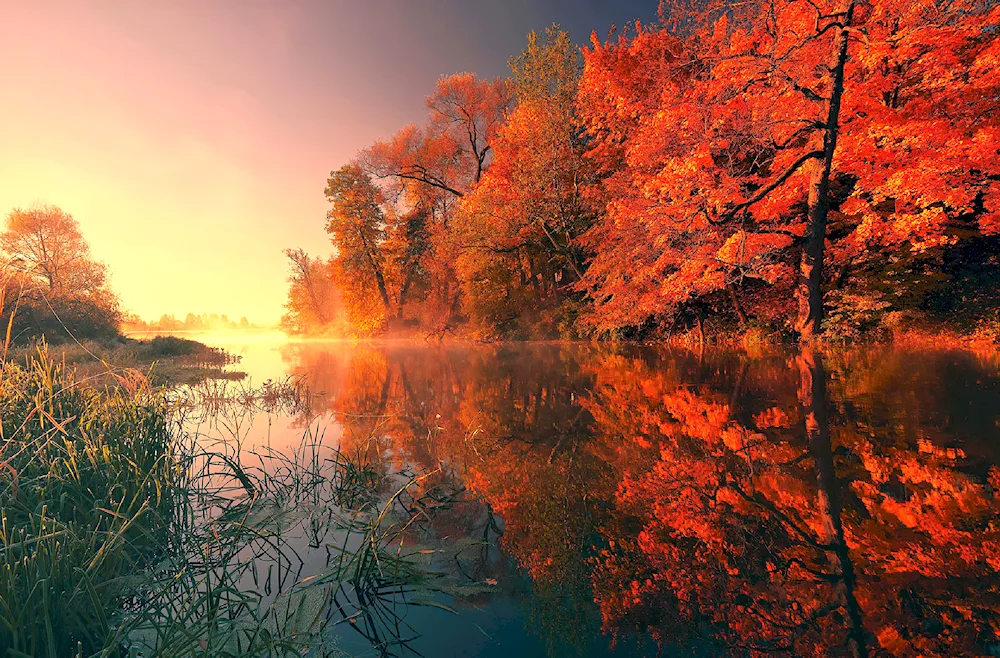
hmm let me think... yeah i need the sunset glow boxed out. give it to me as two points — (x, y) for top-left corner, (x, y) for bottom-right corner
(0, 0), (652, 324)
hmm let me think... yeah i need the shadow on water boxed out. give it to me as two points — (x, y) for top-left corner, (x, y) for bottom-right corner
(177, 339), (1000, 657)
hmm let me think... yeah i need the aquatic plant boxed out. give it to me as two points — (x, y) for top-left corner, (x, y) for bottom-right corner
(0, 348), (182, 656)
(0, 346), (477, 657)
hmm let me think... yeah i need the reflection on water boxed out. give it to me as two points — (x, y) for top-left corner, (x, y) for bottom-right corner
(195, 336), (1000, 657)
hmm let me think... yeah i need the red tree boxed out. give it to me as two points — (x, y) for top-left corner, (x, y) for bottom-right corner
(577, 0), (999, 338)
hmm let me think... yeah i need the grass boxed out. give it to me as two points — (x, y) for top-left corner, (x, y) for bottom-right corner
(0, 348), (183, 656)
(0, 346), (480, 657)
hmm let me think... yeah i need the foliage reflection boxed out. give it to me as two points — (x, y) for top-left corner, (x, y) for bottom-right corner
(280, 342), (1000, 656)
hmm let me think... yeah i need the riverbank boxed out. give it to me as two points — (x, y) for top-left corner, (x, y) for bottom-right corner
(641, 322), (1000, 355)
(6, 334), (244, 385)
(0, 346), (446, 656)
(279, 317), (1000, 358)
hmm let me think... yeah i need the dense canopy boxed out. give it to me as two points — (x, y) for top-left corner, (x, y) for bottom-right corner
(283, 0), (999, 342)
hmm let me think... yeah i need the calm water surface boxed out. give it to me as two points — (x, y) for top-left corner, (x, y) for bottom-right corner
(185, 334), (1000, 657)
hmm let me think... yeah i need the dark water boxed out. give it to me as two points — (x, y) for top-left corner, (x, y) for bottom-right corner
(195, 336), (1000, 657)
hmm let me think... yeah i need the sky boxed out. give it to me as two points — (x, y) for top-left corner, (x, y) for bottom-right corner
(0, 0), (656, 325)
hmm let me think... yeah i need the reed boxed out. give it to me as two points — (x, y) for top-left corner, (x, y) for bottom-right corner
(0, 346), (472, 657)
(0, 347), (183, 656)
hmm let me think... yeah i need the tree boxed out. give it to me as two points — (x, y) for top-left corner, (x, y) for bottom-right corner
(379, 205), (431, 321)
(1, 205), (120, 343)
(822, 0), (1000, 334)
(576, 24), (787, 333)
(354, 74), (510, 335)
(280, 248), (343, 335)
(454, 25), (593, 338)
(363, 73), (510, 205)
(324, 165), (433, 333)
(577, 0), (999, 338)
(2, 205), (110, 298)
(325, 164), (392, 314)
(427, 73), (510, 186)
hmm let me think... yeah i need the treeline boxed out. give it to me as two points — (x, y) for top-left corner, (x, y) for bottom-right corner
(284, 0), (999, 341)
(1, 205), (121, 344)
(124, 312), (255, 333)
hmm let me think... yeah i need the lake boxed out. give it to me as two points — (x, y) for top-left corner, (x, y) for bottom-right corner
(180, 334), (1000, 657)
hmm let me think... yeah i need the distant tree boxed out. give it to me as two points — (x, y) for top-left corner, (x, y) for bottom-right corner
(280, 248), (343, 335)
(122, 312), (255, 333)
(1, 205), (120, 343)
(120, 312), (148, 332)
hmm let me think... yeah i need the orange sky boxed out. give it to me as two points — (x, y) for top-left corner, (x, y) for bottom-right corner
(0, 0), (653, 324)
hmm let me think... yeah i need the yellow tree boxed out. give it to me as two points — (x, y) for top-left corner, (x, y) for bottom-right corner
(455, 26), (593, 338)
(1, 205), (120, 342)
(279, 248), (343, 335)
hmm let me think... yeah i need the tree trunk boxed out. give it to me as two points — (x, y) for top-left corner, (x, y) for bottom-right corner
(728, 284), (748, 327)
(796, 2), (855, 340)
(358, 229), (392, 312)
(370, 256), (392, 312)
(528, 258), (541, 299)
(307, 283), (329, 324)
(398, 269), (417, 320)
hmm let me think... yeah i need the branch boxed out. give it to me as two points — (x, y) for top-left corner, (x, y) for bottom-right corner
(389, 165), (465, 198)
(777, 70), (828, 103)
(773, 122), (825, 150)
(536, 220), (586, 281)
(713, 150), (824, 224)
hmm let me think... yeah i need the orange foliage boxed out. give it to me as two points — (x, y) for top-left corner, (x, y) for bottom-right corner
(576, 0), (1000, 335)
(280, 341), (1000, 654)
(454, 35), (591, 334)
(288, 2), (997, 340)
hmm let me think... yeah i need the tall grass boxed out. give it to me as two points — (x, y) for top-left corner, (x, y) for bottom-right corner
(0, 348), (183, 656)
(0, 347), (480, 657)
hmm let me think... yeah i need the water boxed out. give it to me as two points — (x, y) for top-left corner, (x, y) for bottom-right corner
(184, 334), (1000, 657)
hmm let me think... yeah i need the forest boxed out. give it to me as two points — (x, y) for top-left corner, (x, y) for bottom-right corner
(282, 0), (1000, 342)
(123, 312), (255, 333)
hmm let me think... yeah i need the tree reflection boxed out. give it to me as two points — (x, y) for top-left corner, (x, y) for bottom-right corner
(589, 347), (1000, 656)
(279, 342), (1000, 656)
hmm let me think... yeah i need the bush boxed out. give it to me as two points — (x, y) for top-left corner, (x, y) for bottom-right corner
(821, 289), (894, 341)
(1, 294), (121, 345)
